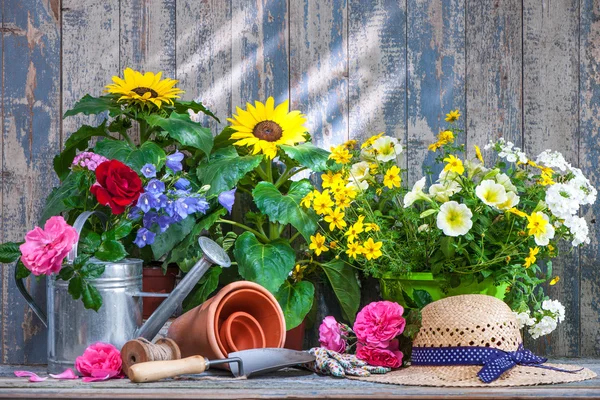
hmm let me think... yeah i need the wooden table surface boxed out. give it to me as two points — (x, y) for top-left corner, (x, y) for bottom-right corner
(1, 359), (600, 399)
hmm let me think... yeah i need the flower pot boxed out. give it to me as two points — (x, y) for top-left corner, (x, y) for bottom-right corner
(378, 272), (509, 307)
(142, 266), (178, 319)
(284, 319), (306, 351)
(167, 281), (286, 360)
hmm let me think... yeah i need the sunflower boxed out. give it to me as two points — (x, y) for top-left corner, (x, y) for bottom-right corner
(227, 97), (307, 159)
(105, 68), (183, 109)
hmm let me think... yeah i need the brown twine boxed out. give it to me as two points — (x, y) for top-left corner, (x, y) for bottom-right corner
(136, 337), (178, 361)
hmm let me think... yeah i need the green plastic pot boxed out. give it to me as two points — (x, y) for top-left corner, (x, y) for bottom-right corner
(378, 272), (509, 307)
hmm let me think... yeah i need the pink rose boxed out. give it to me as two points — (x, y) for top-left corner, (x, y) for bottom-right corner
(319, 316), (346, 352)
(75, 342), (122, 382)
(19, 216), (78, 276)
(356, 340), (403, 368)
(353, 301), (405, 348)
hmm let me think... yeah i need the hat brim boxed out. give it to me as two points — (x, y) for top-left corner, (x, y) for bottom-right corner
(350, 364), (596, 387)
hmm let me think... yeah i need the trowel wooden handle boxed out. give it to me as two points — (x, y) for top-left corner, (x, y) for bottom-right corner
(128, 355), (208, 383)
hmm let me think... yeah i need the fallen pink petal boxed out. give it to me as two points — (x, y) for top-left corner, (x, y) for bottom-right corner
(49, 369), (79, 380)
(82, 375), (111, 383)
(14, 371), (48, 382)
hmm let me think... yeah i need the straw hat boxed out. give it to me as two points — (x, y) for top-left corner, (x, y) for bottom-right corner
(353, 295), (596, 387)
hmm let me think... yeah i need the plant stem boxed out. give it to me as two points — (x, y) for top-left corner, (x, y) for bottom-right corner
(289, 231), (302, 243)
(255, 164), (269, 181)
(217, 219), (269, 243)
(275, 167), (308, 188)
(139, 119), (150, 143)
(269, 222), (279, 240)
(120, 130), (136, 147)
(265, 159), (273, 183)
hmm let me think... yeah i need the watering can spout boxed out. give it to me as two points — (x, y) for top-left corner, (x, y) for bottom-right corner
(135, 237), (231, 341)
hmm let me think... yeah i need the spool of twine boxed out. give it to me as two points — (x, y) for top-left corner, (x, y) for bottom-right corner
(121, 337), (181, 377)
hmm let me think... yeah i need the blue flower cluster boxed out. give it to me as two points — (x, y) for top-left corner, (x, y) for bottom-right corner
(130, 151), (210, 248)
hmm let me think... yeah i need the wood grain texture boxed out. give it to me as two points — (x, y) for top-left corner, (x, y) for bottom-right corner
(522, 0), (580, 357)
(466, 0), (522, 159)
(348, 0), (406, 144)
(406, 0), (466, 184)
(579, 0), (600, 357)
(1, 0), (60, 364)
(176, 0), (232, 131)
(290, 0), (348, 149)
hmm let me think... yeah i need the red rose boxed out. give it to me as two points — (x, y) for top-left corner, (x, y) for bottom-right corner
(90, 160), (143, 214)
(356, 340), (403, 368)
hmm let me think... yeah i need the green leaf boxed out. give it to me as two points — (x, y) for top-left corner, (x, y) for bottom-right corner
(81, 283), (103, 311)
(54, 122), (111, 180)
(151, 218), (195, 259)
(0, 242), (22, 263)
(252, 180), (319, 241)
(440, 236), (455, 259)
(63, 95), (122, 118)
(79, 232), (102, 254)
(125, 141), (167, 172)
(68, 275), (83, 300)
(320, 261), (361, 322)
(73, 254), (91, 269)
(420, 209), (437, 218)
(111, 220), (134, 240)
(146, 112), (213, 156)
(401, 290), (418, 309)
(412, 289), (433, 309)
(39, 172), (84, 224)
(196, 146), (262, 196)
(57, 266), (74, 281)
(280, 143), (331, 172)
(233, 232), (295, 293)
(182, 267), (222, 312)
(175, 100), (220, 123)
(16, 260), (31, 279)
(213, 127), (235, 150)
(94, 139), (134, 162)
(95, 240), (127, 262)
(80, 263), (105, 279)
(275, 280), (315, 330)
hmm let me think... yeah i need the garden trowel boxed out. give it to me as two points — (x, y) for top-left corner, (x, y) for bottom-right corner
(127, 348), (315, 383)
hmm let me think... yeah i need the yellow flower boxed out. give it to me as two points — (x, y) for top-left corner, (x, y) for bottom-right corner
(362, 238), (383, 260)
(445, 110), (461, 122)
(365, 223), (380, 232)
(428, 130), (455, 152)
(227, 97), (307, 159)
(334, 192), (352, 209)
(343, 139), (357, 149)
(474, 145), (484, 164)
(321, 172), (344, 189)
(330, 241), (338, 249)
(383, 166), (401, 189)
(105, 68), (184, 108)
(548, 244), (555, 253)
(346, 241), (364, 259)
(324, 208), (347, 231)
(309, 233), (328, 256)
(539, 172), (555, 186)
(329, 145), (352, 164)
(369, 163), (379, 174)
(301, 190), (317, 208)
(361, 132), (385, 149)
(313, 190), (334, 215)
(376, 188), (383, 195)
(443, 155), (465, 175)
(507, 207), (527, 218)
(549, 276), (560, 286)
(527, 212), (548, 236)
(291, 264), (307, 282)
(345, 216), (365, 242)
(342, 186), (358, 200)
(523, 247), (539, 268)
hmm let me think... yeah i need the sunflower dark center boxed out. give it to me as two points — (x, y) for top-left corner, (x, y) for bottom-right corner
(132, 87), (159, 98)
(253, 120), (283, 142)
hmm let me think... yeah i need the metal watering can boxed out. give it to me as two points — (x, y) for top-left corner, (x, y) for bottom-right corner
(15, 211), (231, 374)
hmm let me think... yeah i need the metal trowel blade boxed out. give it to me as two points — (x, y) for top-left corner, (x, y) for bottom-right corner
(228, 348), (315, 378)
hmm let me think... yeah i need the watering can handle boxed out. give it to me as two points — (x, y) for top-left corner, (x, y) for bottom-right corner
(15, 211), (108, 328)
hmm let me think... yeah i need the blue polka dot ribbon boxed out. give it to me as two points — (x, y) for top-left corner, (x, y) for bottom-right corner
(412, 344), (583, 383)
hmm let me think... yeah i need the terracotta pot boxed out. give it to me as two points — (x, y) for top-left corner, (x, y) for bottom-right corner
(142, 266), (178, 319)
(284, 319), (306, 351)
(167, 281), (286, 360)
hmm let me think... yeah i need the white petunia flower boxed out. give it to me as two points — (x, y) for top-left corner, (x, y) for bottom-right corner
(542, 299), (566, 323)
(349, 161), (371, 182)
(475, 180), (508, 207)
(436, 201), (473, 237)
(371, 136), (402, 162)
(563, 216), (591, 246)
(464, 159), (488, 181)
(496, 190), (520, 210)
(429, 180), (461, 202)
(346, 178), (369, 192)
(529, 316), (558, 339)
(514, 311), (536, 329)
(403, 177), (428, 208)
(495, 173), (518, 193)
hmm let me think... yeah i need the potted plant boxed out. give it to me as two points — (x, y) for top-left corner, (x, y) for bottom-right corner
(304, 110), (596, 341)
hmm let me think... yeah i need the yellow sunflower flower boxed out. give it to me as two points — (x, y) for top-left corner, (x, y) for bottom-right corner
(363, 238), (383, 260)
(329, 145), (352, 164)
(445, 109), (461, 122)
(309, 233), (328, 256)
(383, 166), (401, 189)
(523, 247), (539, 268)
(324, 208), (347, 231)
(227, 97), (307, 159)
(105, 68), (183, 109)
(346, 241), (364, 259)
(313, 190), (334, 215)
(443, 155), (465, 175)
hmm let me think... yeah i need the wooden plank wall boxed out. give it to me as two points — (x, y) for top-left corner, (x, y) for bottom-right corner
(1, 0), (599, 363)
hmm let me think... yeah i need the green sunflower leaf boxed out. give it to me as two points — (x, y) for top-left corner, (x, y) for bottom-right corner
(125, 141), (166, 172)
(252, 180), (318, 241)
(94, 139), (134, 162)
(63, 95), (122, 118)
(174, 101), (220, 123)
(233, 232), (295, 294)
(275, 280), (314, 330)
(146, 112), (213, 157)
(196, 146), (262, 196)
(280, 143), (331, 173)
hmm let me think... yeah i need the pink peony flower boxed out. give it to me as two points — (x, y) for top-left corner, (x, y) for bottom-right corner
(319, 316), (346, 352)
(19, 216), (78, 276)
(356, 340), (403, 368)
(353, 301), (406, 348)
(75, 342), (122, 382)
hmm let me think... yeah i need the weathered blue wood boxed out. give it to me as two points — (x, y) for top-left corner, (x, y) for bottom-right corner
(522, 0), (580, 358)
(406, 0), (466, 184)
(290, 0), (348, 149)
(579, 0), (600, 358)
(1, 0), (60, 364)
(348, 0), (406, 145)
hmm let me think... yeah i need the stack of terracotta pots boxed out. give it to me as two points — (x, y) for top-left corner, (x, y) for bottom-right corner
(167, 281), (286, 360)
